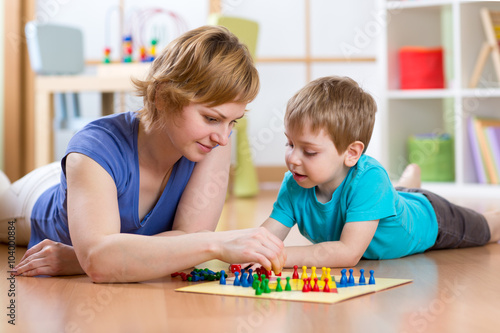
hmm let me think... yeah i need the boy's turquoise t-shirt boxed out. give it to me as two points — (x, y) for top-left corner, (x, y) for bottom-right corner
(270, 155), (438, 259)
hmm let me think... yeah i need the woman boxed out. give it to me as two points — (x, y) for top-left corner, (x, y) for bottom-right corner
(0, 25), (285, 282)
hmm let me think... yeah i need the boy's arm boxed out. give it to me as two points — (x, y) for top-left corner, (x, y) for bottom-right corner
(261, 217), (292, 241)
(282, 220), (379, 268)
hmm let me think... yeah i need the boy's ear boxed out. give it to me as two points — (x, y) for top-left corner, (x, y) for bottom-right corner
(344, 141), (364, 167)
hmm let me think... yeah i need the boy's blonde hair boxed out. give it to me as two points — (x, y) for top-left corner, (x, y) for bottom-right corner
(285, 76), (377, 153)
(133, 25), (260, 131)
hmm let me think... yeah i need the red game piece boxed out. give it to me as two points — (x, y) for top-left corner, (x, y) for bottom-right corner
(312, 278), (320, 292)
(302, 278), (310, 293)
(323, 278), (331, 292)
(292, 265), (299, 279)
(230, 264), (241, 273)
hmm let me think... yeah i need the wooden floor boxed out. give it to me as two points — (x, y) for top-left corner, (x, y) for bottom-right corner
(1, 188), (499, 333)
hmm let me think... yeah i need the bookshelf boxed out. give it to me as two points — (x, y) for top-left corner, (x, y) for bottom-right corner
(378, 0), (500, 197)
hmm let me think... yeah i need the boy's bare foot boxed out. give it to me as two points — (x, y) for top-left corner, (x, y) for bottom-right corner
(483, 210), (500, 243)
(395, 164), (421, 188)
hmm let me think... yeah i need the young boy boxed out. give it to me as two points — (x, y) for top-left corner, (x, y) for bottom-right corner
(262, 76), (500, 268)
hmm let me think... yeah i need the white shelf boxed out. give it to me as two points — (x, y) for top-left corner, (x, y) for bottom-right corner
(386, 0), (454, 10)
(379, 0), (500, 191)
(387, 89), (455, 99)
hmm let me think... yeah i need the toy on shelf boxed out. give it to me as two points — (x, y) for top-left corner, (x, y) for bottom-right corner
(122, 35), (133, 63)
(469, 8), (500, 88)
(102, 6), (187, 64)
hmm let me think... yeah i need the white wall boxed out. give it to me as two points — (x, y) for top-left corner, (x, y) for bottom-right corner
(35, 0), (382, 166)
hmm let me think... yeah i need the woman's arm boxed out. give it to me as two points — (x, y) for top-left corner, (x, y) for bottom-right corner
(66, 152), (284, 283)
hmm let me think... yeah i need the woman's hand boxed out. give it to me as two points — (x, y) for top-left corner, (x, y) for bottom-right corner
(216, 227), (286, 275)
(13, 239), (85, 277)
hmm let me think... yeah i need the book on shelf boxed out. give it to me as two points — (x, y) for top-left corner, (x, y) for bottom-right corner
(468, 116), (500, 185)
(486, 126), (500, 182)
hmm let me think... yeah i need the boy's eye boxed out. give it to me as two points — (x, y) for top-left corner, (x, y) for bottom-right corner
(304, 151), (317, 156)
(285, 142), (293, 148)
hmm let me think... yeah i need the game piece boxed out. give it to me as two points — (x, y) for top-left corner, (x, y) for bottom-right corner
(320, 267), (327, 282)
(219, 270), (226, 285)
(264, 279), (271, 293)
(323, 278), (331, 292)
(359, 269), (366, 285)
(240, 269), (246, 285)
(302, 278), (310, 293)
(369, 270), (375, 285)
(247, 269), (254, 286)
(275, 278), (283, 292)
(252, 274), (259, 290)
(234, 272), (240, 286)
(327, 268), (332, 282)
(348, 269), (355, 286)
(311, 266), (317, 280)
(230, 264), (241, 273)
(255, 281), (262, 296)
(339, 269), (347, 287)
(292, 265), (299, 279)
(301, 266), (308, 280)
(312, 278), (320, 292)
(241, 273), (250, 287)
(285, 277), (292, 291)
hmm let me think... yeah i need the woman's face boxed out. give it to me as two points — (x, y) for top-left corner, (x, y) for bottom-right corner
(163, 102), (246, 162)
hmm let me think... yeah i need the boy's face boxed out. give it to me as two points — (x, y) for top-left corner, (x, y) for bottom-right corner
(284, 124), (350, 194)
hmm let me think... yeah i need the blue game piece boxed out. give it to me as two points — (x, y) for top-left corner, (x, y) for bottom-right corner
(234, 271), (240, 286)
(359, 269), (366, 285)
(247, 269), (254, 286)
(240, 269), (246, 285)
(241, 273), (250, 287)
(348, 269), (355, 286)
(219, 270), (226, 285)
(339, 268), (347, 287)
(369, 270), (375, 285)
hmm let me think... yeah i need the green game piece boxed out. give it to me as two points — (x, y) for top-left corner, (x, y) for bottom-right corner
(255, 284), (262, 295)
(285, 276), (292, 291)
(252, 275), (260, 290)
(187, 276), (192, 282)
(275, 278), (283, 292)
(264, 278), (271, 293)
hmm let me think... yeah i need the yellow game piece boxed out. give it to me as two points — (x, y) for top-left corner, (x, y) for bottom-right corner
(311, 266), (317, 280)
(327, 268), (332, 282)
(301, 266), (308, 280)
(320, 267), (327, 282)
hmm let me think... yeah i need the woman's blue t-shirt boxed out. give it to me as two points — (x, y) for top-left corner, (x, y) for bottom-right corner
(270, 155), (438, 259)
(29, 112), (196, 248)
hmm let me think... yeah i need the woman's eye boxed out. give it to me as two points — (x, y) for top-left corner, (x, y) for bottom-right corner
(205, 116), (218, 123)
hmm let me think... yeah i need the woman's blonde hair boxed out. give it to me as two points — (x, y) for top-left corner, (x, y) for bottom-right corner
(285, 76), (377, 153)
(133, 25), (260, 131)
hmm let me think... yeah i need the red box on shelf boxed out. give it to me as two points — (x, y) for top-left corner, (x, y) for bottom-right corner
(399, 47), (445, 89)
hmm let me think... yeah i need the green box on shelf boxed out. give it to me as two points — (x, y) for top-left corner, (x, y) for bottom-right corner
(408, 134), (455, 182)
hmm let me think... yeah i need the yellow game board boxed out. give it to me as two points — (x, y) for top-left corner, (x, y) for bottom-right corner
(175, 271), (412, 304)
